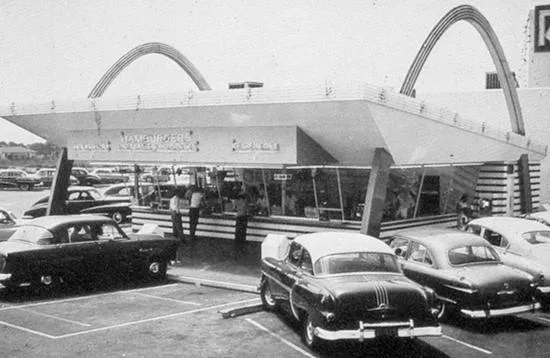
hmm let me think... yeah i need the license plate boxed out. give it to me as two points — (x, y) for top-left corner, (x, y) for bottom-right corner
(375, 327), (398, 337)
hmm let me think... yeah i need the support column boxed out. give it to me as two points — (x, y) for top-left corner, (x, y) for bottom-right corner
(518, 154), (532, 214)
(47, 147), (73, 216)
(360, 148), (394, 237)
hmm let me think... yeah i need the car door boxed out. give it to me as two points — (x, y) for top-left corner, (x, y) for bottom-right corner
(401, 240), (438, 288)
(95, 223), (142, 276)
(51, 224), (103, 281)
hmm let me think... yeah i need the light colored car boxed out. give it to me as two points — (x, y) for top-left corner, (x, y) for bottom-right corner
(33, 168), (79, 187)
(466, 216), (550, 309)
(0, 207), (19, 241)
(91, 168), (129, 184)
(101, 183), (155, 201)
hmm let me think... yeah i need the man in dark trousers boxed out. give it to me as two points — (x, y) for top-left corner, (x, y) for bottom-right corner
(234, 192), (249, 254)
(170, 190), (184, 241)
(188, 186), (204, 243)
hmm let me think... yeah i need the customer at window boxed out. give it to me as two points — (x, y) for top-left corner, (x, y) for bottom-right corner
(189, 186), (204, 243)
(234, 193), (249, 254)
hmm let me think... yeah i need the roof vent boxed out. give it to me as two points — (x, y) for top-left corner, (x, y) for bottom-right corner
(228, 81), (264, 89)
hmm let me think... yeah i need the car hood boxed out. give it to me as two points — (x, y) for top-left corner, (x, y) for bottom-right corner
(450, 264), (533, 291)
(0, 240), (37, 255)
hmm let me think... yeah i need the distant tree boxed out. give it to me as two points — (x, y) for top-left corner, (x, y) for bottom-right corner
(0, 141), (6, 147)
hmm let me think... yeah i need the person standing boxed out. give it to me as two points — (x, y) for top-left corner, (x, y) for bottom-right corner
(188, 187), (204, 243)
(170, 190), (184, 241)
(234, 193), (249, 253)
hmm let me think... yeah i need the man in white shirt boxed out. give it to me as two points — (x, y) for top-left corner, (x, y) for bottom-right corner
(188, 187), (204, 243)
(170, 190), (184, 241)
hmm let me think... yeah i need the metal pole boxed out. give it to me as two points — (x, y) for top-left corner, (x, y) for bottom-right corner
(262, 168), (271, 216)
(336, 168), (345, 221)
(312, 168), (319, 218)
(413, 168), (426, 218)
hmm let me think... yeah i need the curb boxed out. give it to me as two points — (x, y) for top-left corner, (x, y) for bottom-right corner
(167, 274), (259, 294)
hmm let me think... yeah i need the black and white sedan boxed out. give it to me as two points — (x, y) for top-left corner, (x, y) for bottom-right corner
(467, 216), (550, 308)
(259, 232), (441, 350)
(0, 215), (178, 289)
(387, 229), (540, 320)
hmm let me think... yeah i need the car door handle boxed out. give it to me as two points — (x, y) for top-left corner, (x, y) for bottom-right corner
(139, 248), (153, 253)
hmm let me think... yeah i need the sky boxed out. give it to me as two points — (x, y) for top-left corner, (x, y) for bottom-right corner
(0, 0), (545, 143)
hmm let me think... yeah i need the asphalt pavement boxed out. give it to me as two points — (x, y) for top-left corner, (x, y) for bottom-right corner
(167, 235), (262, 294)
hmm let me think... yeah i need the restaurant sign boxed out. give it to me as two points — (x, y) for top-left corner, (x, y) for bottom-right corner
(68, 126), (299, 165)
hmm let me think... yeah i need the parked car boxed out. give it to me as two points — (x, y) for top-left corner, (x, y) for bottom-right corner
(91, 168), (130, 184)
(0, 169), (40, 191)
(71, 167), (101, 186)
(23, 186), (132, 224)
(0, 207), (19, 241)
(259, 232), (441, 350)
(32, 168), (79, 187)
(101, 183), (155, 202)
(466, 216), (550, 309)
(386, 229), (540, 320)
(523, 211), (550, 227)
(0, 215), (178, 289)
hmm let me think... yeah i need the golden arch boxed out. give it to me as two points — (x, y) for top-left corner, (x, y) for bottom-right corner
(88, 42), (211, 98)
(400, 5), (525, 135)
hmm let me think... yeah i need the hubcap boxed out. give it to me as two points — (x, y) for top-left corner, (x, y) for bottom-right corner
(113, 212), (123, 223)
(149, 262), (160, 274)
(41, 275), (53, 286)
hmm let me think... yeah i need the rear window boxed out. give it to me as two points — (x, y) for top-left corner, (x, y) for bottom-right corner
(520, 231), (550, 245)
(448, 245), (499, 266)
(8, 225), (54, 245)
(315, 252), (401, 275)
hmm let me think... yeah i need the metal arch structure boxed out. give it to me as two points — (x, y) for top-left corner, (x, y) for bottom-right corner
(400, 5), (525, 135)
(88, 42), (211, 98)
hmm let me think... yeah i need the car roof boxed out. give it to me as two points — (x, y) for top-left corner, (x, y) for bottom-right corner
(394, 228), (489, 250)
(22, 214), (114, 229)
(294, 232), (392, 263)
(469, 216), (550, 235)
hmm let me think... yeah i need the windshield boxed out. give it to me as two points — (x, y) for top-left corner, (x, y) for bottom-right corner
(521, 231), (550, 245)
(315, 252), (401, 275)
(448, 245), (499, 266)
(8, 225), (54, 245)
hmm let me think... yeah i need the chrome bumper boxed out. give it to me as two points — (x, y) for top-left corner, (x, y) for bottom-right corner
(461, 302), (540, 318)
(315, 320), (442, 341)
(0, 273), (12, 281)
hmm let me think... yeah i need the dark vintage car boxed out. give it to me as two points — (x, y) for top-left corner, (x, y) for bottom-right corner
(71, 167), (101, 186)
(23, 186), (132, 224)
(259, 232), (441, 350)
(0, 215), (178, 288)
(0, 169), (40, 191)
(387, 229), (540, 320)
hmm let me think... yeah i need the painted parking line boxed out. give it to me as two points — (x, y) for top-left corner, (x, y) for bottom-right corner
(132, 291), (201, 306)
(442, 334), (492, 355)
(0, 283), (180, 312)
(0, 297), (258, 340)
(245, 318), (316, 358)
(15, 307), (91, 327)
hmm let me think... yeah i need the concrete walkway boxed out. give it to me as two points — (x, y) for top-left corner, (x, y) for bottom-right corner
(166, 236), (262, 294)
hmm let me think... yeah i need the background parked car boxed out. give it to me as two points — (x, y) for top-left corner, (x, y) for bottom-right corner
(101, 183), (155, 201)
(0, 215), (178, 289)
(260, 232), (441, 350)
(32, 168), (79, 187)
(387, 229), (540, 320)
(91, 168), (130, 184)
(466, 216), (550, 309)
(0, 207), (19, 241)
(23, 186), (132, 224)
(71, 167), (101, 186)
(0, 169), (40, 191)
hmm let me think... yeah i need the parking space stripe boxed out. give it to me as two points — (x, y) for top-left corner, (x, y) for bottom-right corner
(442, 334), (492, 355)
(15, 308), (91, 327)
(245, 318), (316, 358)
(0, 283), (180, 312)
(52, 298), (259, 339)
(0, 320), (58, 339)
(131, 292), (201, 306)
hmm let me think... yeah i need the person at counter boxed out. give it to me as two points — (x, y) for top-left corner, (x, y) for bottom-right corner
(188, 186), (204, 243)
(170, 190), (184, 242)
(234, 192), (249, 254)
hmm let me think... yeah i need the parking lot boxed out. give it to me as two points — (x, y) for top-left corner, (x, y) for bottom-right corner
(1, 278), (550, 357)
